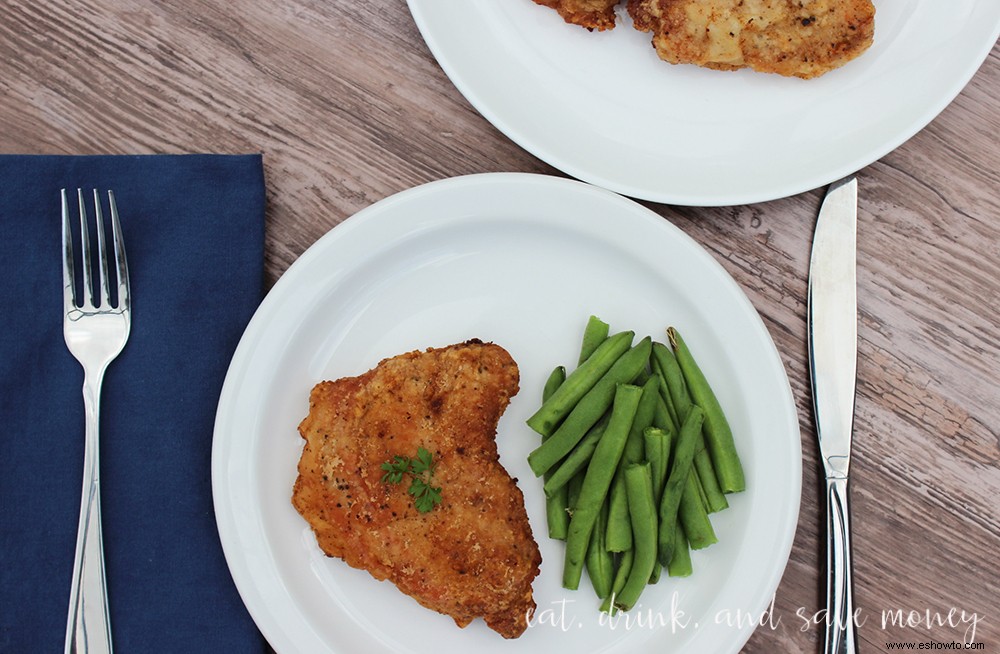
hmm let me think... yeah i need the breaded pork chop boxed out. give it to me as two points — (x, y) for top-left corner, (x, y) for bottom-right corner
(532, 0), (621, 31)
(292, 340), (540, 639)
(628, 0), (875, 79)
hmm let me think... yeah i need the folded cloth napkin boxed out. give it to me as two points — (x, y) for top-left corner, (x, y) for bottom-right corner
(0, 154), (268, 653)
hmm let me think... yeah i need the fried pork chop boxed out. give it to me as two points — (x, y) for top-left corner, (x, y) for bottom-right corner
(292, 340), (540, 638)
(532, 0), (621, 31)
(628, 0), (875, 79)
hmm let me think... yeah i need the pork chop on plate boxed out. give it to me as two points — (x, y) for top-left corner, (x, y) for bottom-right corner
(532, 0), (621, 31)
(292, 340), (540, 639)
(628, 0), (876, 79)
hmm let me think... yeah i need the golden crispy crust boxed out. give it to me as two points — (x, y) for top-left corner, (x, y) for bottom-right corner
(291, 340), (539, 638)
(532, 0), (621, 31)
(628, 0), (875, 78)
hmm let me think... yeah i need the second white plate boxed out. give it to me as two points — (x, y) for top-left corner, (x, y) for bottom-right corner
(408, 1), (1000, 206)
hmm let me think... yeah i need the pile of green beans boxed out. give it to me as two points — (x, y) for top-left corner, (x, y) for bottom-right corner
(526, 316), (746, 614)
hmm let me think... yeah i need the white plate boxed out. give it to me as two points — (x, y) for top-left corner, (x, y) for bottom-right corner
(212, 173), (801, 654)
(407, 1), (1000, 206)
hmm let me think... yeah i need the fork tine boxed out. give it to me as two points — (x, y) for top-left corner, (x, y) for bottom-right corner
(76, 189), (95, 309)
(91, 189), (112, 308)
(107, 190), (130, 310)
(61, 189), (77, 308)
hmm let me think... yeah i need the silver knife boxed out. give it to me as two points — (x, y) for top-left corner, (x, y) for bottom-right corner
(808, 176), (859, 654)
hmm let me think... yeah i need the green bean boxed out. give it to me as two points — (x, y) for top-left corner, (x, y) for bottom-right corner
(652, 340), (692, 423)
(586, 500), (614, 600)
(667, 522), (693, 577)
(542, 365), (566, 402)
(561, 464), (586, 549)
(657, 405), (704, 566)
(649, 558), (663, 585)
(599, 548), (634, 614)
(679, 469), (718, 550)
(546, 482), (570, 539)
(694, 448), (729, 513)
(644, 427), (672, 499)
(562, 384), (643, 590)
(567, 469), (585, 516)
(643, 426), (672, 583)
(650, 355), (680, 431)
(668, 327), (745, 493)
(649, 560), (663, 584)
(605, 376), (660, 552)
(604, 474), (630, 552)
(612, 463), (658, 612)
(694, 463), (710, 508)
(652, 394), (674, 433)
(526, 331), (634, 438)
(543, 414), (608, 497)
(578, 315), (610, 365)
(528, 338), (651, 477)
(542, 365), (569, 539)
(625, 377), (662, 465)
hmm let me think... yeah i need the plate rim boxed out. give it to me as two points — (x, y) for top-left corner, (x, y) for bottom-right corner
(212, 172), (803, 653)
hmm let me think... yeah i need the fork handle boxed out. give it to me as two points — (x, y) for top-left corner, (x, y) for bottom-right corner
(824, 475), (858, 654)
(66, 372), (113, 654)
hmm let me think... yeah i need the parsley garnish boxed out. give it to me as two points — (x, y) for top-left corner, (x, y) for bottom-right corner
(381, 446), (442, 513)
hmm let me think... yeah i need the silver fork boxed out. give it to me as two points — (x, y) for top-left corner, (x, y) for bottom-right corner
(62, 188), (131, 654)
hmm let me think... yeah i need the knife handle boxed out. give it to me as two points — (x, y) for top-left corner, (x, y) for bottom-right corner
(824, 476), (858, 654)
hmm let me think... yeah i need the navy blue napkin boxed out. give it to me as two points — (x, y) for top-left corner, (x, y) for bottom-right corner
(0, 154), (267, 653)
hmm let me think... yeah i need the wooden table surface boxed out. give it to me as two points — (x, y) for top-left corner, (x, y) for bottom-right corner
(3, 2), (998, 652)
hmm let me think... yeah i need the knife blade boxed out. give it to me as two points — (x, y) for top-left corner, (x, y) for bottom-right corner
(808, 176), (859, 654)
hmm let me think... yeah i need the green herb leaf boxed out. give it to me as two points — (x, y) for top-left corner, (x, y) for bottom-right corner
(412, 446), (435, 474)
(380, 447), (442, 513)
(418, 485), (442, 513)
(380, 455), (410, 485)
